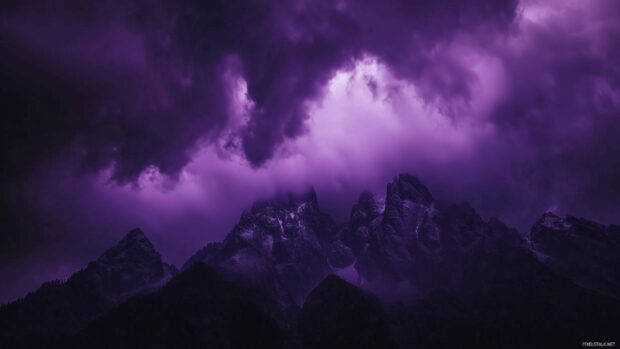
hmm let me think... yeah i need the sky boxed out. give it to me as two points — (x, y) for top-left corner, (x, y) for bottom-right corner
(0, 0), (619, 303)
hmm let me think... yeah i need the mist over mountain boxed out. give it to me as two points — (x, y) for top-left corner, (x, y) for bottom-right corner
(1, 0), (619, 347)
(1, 174), (618, 348)
(2, 0), (620, 311)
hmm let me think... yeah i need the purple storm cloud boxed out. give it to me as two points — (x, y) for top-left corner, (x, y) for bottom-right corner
(0, 0), (618, 303)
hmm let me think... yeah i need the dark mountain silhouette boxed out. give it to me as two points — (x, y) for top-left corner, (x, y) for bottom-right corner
(386, 245), (620, 348)
(0, 229), (176, 348)
(2, 174), (619, 348)
(72, 262), (293, 349)
(529, 212), (620, 298)
(298, 275), (397, 349)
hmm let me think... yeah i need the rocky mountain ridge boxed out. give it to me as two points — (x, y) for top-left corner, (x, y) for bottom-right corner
(1, 173), (619, 348)
(0, 228), (176, 348)
(183, 189), (352, 303)
(529, 212), (620, 298)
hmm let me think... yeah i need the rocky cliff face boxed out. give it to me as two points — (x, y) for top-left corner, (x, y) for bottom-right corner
(0, 229), (176, 347)
(89, 228), (177, 299)
(186, 174), (619, 302)
(348, 174), (524, 294)
(4, 174), (620, 348)
(530, 212), (620, 298)
(184, 189), (353, 303)
(188, 174), (522, 303)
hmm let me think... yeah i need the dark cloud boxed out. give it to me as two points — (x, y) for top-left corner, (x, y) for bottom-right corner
(485, 0), (620, 223)
(1, 1), (231, 182)
(2, 0), (620, 304)
(1, 0), (519, 180)
(0, 0), (519, 258)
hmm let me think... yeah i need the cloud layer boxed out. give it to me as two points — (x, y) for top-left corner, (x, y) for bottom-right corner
(1, 0), (619, 303)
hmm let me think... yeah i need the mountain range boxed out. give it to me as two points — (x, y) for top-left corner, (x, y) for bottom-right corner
(1, 174), (618, 348)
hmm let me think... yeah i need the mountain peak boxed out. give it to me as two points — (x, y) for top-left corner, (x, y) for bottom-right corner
(123, 228), (148, 242)
(102, 227), (177, 279)
(349, 191), (384, 232)
(357, 191), (384, 213)
(534, 212), (571, 231)
(530, 212), (620, 298)
(300, 274), (397, 349)
(92, 229), (174, 298)
(0, 227), (176, 344)
(311, 274), (352, 294)
(387, 174), (433, 205)
(97, 228), (158, 266)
